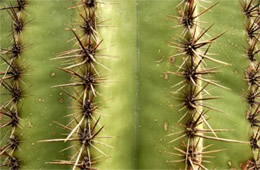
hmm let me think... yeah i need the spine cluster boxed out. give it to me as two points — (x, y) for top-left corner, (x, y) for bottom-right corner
(167, 0), (239, 169)
(0, 0), (27, 169)
(241, 0), (260, 169)
(42, 1), (111, 169)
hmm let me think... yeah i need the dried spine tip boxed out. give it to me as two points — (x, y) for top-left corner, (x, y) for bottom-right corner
(0, 0), (27, 168)
(45, 0), (111, 169)
(241, 0), (260, 167)
(168, 0), (238, 169)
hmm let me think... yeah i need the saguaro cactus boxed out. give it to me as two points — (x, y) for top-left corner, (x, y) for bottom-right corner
(0, 0), (259, 170)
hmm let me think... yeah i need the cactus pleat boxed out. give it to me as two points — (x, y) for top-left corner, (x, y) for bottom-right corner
(0, 1), (27, 169)
(1, 0), (137, 169)
(39, 1), (115, 169)
(0, 0), (260, 169)
(1, 0), (73, 169)
(241, 0), (260, 168)
(198, 0), (255, 168)
(166, 0), (236, 169)
(95, 0), (137, 169)
(134, 0), (256, 169)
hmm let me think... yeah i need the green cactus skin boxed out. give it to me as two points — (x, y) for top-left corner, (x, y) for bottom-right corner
(95, 0), (137, 169)
(0, 0), (259, 170)
(199, 1), (257, 168)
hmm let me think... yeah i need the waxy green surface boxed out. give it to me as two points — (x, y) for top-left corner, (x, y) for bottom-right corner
(0, 0), (256, 169)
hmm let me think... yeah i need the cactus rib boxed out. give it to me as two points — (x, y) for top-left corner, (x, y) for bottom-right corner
(167, 0), (250, 169)
(241, 0), (260, 169)
(39, 0), (111, 169)
(0, 0), (28, 169)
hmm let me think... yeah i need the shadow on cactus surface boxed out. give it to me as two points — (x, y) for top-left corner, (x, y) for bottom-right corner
(0, 0), (259, 169)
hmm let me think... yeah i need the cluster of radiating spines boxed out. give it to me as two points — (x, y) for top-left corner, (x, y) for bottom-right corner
(0, 0), (27, 169)
(166, 0), (248, 169)
(40, 1), (111, 170)
(241, 0), (260, 169)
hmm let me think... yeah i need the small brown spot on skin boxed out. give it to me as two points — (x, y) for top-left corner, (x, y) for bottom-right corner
(169, 56), (175, 64)
(164, 122), (168, 132)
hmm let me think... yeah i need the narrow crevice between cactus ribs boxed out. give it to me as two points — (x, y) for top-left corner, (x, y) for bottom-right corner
(0, 0), (28, 169)
(39, 1), (112, 169)
(167, 0), (249, 169)
(241, 0), (260, 169)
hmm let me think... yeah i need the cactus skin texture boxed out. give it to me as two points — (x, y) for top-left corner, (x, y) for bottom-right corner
(0, 0), (259, 170)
